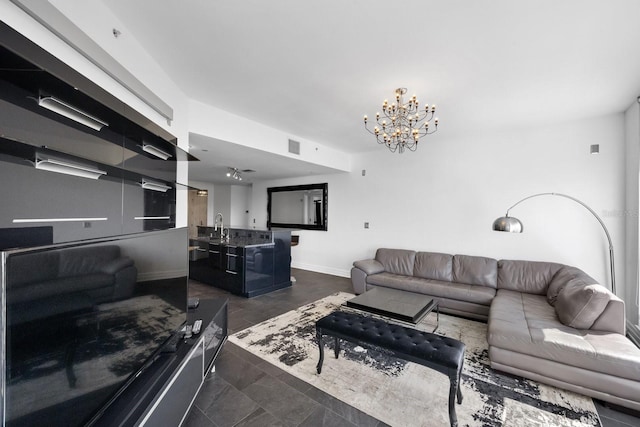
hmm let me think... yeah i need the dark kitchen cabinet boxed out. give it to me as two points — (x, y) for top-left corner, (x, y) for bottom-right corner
(188, 229), (292, 297)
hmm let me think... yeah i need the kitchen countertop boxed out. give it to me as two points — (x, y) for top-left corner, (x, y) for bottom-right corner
(191, 236), (275, 248)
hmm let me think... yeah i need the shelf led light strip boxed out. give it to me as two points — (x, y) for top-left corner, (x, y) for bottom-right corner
(142, 143), (172, 160)
(35, 157), (107, 180)
(38, 96), (108, 131)
(141, 179), (171, 192)
(134, 216), (171, 220)
(13, 217), (108, 223)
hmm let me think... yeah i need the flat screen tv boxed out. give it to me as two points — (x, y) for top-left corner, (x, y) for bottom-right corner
(0, 228), (188, 426)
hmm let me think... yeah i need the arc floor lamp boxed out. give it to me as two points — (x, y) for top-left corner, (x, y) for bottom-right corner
(492, 192), (616, 295)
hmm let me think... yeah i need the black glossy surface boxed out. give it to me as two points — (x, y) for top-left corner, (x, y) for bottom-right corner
(346, 286), (437, 323)
(0, 34), (195, 243)
(93, 298), (227, 427)
(2, 229), (189, 427)
(189, 230), (291, 298)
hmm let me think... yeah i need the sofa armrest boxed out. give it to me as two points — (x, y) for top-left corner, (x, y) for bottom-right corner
(351, 267), (367, 294)
(351, 259), (385, 295)
(591, 295), (626, 335)
(112, 265), (138, 301)
(353, 259), (385, 275)
(99, 257), (134, 275)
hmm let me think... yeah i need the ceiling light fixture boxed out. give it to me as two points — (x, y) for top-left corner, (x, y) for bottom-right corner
(38, 96), (108, 131)
(141, 179), (171, 192)
(142, 142), (172, 160)
(35, 156), (106, 180)
(364, 87), (438, 153)
(226, 167), (242, 181)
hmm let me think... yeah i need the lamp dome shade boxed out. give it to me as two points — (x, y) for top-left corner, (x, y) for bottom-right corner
(492, 216), (523, 233)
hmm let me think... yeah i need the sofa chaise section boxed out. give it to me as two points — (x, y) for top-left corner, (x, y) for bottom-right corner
(489, 288), (640, 410)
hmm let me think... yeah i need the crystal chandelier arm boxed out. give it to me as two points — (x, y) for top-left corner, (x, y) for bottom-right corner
(363, 87), (438, 153)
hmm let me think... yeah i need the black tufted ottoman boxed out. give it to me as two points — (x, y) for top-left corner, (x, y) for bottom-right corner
(315, 310), (465, 427)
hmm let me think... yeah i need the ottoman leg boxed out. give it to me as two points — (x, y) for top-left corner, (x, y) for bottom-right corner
(448, 375), (459, 427)
(334, 336), (340, 358)
(316, 329), (324, 374)
(457, 361), (464, 403)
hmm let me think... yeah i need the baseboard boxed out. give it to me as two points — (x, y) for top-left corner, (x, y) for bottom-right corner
(627, 322), (640, 349)
(291, 262), (350, 278)
(138, 269), (188, 282)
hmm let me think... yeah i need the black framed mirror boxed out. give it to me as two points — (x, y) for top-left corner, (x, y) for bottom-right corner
(267, 183), (328, 231)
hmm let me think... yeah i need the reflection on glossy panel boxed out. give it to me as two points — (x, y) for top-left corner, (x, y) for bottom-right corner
(1, 228), (188, 427)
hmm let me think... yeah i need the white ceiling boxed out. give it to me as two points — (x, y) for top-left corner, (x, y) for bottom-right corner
(188, 133), (349, 185)
(101, 0), (640, 184)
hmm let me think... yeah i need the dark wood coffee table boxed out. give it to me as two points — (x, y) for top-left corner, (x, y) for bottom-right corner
(345, 286), (439, 331)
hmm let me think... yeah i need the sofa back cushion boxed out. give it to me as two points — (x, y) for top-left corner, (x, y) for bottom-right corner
(555, 281), (611, 329)
(452, 254), (497, 288)
(414, 252), (453, 281)
(546, 266), (596, 306)
(497, 260), (563, 295)
(6, 250), (59, 287)
(375, 248), (416, 276)
(58, 245), (120, 277)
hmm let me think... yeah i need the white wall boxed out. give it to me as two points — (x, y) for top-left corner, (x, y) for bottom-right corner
(253, 114), (626, 288)
(213, 185), (231, 228)
(230, 185), (251, 228)
(187, 181), (251, 228)
(625, 99), (640, 324)
(189, 180), (215, 226)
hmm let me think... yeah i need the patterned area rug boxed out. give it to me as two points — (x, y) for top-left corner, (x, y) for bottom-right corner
(229, 292), (601, 427)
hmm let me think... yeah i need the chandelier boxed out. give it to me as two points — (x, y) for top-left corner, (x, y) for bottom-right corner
(363, 87), (438, 153)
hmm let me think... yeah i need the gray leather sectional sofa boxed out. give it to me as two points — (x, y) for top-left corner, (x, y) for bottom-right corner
(351, 248), (640, 411)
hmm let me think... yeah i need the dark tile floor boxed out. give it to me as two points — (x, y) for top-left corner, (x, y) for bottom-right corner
(184, 269), (640, 427)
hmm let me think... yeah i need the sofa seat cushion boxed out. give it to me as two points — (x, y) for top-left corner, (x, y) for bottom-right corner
(367, 273), (495, 306)
(488, 289), (640, 381)
(8, 273), (114, 304)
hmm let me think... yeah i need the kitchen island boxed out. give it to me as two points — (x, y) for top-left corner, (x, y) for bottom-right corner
(189, 227), (291, 297)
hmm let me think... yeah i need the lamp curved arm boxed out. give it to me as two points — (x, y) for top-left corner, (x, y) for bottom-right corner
(503, 192), (616, 295)
(505, 192), (613, 250)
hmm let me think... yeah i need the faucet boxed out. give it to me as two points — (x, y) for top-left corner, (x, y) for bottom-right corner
(214, 213), (226, 241)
